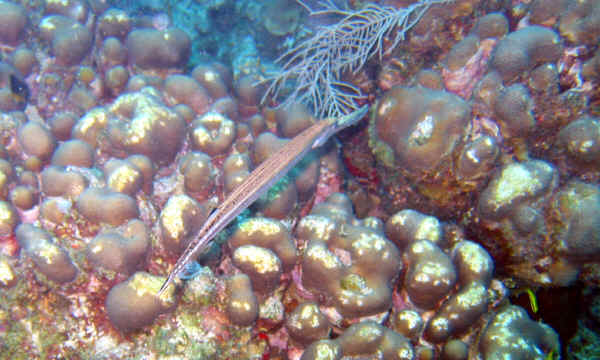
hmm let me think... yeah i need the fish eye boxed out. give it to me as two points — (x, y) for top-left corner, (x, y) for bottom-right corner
(9, 74), (29, 101)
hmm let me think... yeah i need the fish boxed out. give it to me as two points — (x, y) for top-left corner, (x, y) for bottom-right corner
(9, 74), (29, 103)
(157, 105), (369, 296)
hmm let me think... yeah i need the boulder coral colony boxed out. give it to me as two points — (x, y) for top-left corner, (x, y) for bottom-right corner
(0, 0), (598, 359)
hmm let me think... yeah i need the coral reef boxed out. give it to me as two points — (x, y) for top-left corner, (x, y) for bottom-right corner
(0, 0), (596, 358)
(480, 305), (559, 358)
(105, 271), (177, 332)
(16, 223), (78, 283)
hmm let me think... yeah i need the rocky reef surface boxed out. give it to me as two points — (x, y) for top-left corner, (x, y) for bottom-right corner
(0, 0), (599, 358)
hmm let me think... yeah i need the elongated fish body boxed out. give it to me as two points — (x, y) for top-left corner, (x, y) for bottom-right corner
(157, 105), (368, 296)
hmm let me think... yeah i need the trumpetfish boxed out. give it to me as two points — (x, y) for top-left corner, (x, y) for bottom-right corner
(158, 105), (369, 296)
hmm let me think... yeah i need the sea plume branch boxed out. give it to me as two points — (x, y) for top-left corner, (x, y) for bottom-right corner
(262, 0), (450, 118)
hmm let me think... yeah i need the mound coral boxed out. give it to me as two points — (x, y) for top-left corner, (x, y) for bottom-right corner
(0, 1), (584, 358)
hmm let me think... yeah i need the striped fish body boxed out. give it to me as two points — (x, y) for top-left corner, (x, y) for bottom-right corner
(157, 105), (368, 295)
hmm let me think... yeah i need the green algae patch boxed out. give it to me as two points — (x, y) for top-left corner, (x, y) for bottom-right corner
(367, 108), (396, 169)
(150, 313), (218, 359)
(0, 316), (30, 360)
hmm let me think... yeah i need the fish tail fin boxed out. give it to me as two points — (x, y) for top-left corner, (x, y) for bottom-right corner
(157, 276), (173, 297)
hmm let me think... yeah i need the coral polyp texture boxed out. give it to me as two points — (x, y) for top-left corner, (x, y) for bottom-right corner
(0, 0), (597, 358)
